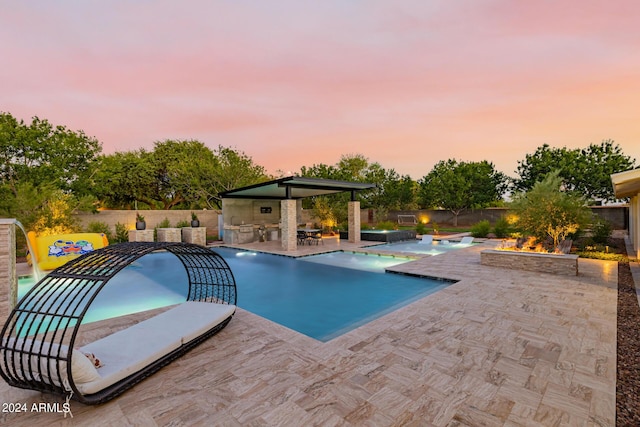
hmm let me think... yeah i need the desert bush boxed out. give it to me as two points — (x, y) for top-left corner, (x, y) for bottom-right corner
(431, 222), (440, 234)
(591, 217), (612, 245)
(376, 221), (397, 230)
(577, 251), (626, 262)
(157, 217), (171, 228)
(470, 220), (491, 238)
(510, 171), (591, 249)
(415, 222), (428, 235)
(493, 217), (511, 238)
(85, 221), (114, 242)
(114, 222), (129, 243)
(176, 220), (190, 228)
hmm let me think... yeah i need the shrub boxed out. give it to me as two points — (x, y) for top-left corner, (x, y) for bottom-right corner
(470, 220), (491, 238)
(431, 222), (440, 234)
(591, 217), (612, 245)
(176, 220), (190, 228)
(493, 217), (511, 238)
(157, 217), (171, 228)
(376, 221), (397, 230)
(360, 223), (372, 230)
(415, 222), (428, 235)
(510, 171), (591, 249)
(31, 189), (80, 236)
(85, 221), (113, 242)
(114, 222), (129, 243)
(577, 251), (627, 262)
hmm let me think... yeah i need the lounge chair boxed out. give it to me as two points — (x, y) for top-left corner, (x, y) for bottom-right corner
(418, 235), (433, 245)
(557, 239), (573, 254)
(460, 236), (474, 244)
(0, 242), (237, 405)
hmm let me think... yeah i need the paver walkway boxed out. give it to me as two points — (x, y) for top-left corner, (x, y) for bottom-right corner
(0, 240), (617, 426)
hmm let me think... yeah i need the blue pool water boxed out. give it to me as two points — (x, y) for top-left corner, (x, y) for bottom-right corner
(18, 248), (453, 342)
(373, 240), (474, 256)
(18, 252), (190, 326)
(216, 247), (451, 341)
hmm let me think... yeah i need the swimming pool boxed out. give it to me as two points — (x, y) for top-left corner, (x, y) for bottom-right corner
(372, 240), (475, 255)
(216, 247), (452, 341)
(17, 248), (454, 342)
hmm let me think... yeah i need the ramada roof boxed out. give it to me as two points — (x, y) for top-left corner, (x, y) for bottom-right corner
(219, 176), (376, 200)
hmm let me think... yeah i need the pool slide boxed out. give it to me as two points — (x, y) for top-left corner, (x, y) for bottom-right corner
(27, 231), (109, 271)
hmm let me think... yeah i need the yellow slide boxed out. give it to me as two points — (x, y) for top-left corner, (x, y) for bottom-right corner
(27, 232), (109, 271)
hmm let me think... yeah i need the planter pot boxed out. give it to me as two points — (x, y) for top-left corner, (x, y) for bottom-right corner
(136, 221), (146, 231)
(191, 220), (200, 228)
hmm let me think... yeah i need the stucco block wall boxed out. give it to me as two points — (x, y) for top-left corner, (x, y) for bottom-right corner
(385, 206), (628, 229)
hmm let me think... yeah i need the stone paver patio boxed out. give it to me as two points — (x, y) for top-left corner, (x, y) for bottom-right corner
(0, 239), (617, 426)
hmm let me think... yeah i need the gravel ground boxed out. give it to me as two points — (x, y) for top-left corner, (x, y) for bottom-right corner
(616, 239), (640, 425)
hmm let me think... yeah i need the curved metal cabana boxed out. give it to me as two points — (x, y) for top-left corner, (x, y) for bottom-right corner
(0, 242), (237, 404)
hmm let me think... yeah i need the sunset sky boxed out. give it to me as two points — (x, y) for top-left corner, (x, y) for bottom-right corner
(2, 1), (640, 179)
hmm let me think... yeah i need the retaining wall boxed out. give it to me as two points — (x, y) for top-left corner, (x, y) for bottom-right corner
(480, 249), (579, 276)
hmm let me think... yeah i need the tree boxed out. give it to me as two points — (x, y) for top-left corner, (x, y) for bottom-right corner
(150, 139), (213, 209)
(0, 112), (102, 197)
(92, 142), (269, 210)
(207, 146), (269, 208)
(510, 171), (592, 250)
(92, 150), (157, 209)
(418, 160), (508, 226)
(299, 154), (418, 226)
(514, 141), (635, 203)
(0, 112), (101, 232)
(177, 145), (269, 209)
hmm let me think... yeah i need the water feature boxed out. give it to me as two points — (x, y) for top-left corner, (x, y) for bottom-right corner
(14, 219), (44, 282)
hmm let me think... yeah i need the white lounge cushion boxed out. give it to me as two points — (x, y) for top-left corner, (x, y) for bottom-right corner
(1, 338), (101, 391)
(77, 302), (235, 395)
(418, 235), (433, 245)
(460, 236), (474, 244)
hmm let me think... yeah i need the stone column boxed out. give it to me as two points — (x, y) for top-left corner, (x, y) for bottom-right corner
(0, 219), (17, 318)
(348, 201), (361, 243)
(182, 227), (207, 246)
(157, 228), (181, 242)
(128, 229), (155, 242)
(281, 199), (297, 251)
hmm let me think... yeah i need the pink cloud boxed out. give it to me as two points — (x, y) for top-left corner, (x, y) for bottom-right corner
(2, 1), (639, 179)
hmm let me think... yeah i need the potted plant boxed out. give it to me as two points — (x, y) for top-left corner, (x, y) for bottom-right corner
(191, 212), (200, 228)
(135, 212), (146, 230)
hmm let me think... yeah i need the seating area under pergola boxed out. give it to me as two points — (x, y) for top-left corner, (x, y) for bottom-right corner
(219, 176), (375, 251)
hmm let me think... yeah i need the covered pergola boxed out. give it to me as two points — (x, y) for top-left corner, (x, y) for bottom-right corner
(611, 168), (640, 258)
(219, 176), (376, 251)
